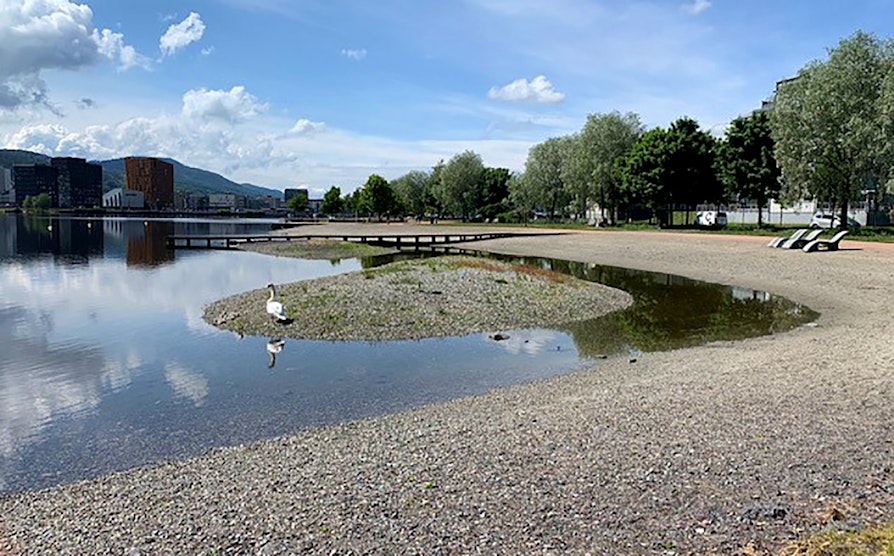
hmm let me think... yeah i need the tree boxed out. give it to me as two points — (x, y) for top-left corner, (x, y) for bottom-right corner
(359, 174), (396, 220)
(286, 190), (308, 213)
(772, 31), (893, 230)
(320, 186), (343, 215)
(436, 150), (485, 220)
(523, 135), (574, 217)
(566, 112), (643, 223)
(617, 127), (673, 221)
(716, 111), (780, 227)
(426, 161), (445, 219)
(617, 118), (720, 226)
(665, 117), (722, 210)
(479, 167), (511, 220)
(508, 172), (537, 224)
(22, 193), (51, 211)
(390, 170), (430, 217)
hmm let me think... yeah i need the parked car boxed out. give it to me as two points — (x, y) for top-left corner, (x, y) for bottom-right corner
(696, 210), (727, 228)
(809, 211), (861, 229)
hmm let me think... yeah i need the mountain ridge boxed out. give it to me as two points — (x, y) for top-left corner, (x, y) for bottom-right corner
(0, 150), (282, 199)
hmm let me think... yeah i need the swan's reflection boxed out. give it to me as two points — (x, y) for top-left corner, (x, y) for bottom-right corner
(266, 338), (285, 368)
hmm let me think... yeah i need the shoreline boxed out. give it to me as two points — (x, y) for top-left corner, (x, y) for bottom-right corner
(2, 225), (893, 555)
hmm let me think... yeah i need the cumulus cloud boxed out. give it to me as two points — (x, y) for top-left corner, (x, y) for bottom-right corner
(159, 12), (206, 57)
(341, 48), (367, 61)
(0, 0), (145, 111)
(682, 0), (711, 15)
(289, 118), (325, 135)
(2, 84), (281, 172)
(93, 28), (150, 70)
(181, 86), (268, 124)
(488, 75), (565, 103)
(76, 97), (97, 109)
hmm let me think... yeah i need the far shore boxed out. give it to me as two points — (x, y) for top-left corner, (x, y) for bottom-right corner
(2, 224), (892, 555)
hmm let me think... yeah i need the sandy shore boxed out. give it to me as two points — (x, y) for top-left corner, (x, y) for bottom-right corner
(2, 224), (893, 555)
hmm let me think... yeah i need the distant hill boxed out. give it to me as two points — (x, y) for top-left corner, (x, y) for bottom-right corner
(98, 158), (281, 198)
(0, 149), (50, 167)
(0, 150), (282, 199)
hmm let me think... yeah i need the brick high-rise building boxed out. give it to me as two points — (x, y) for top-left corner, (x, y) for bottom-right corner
(124, 157), (174, 210)
(51, 157), (103, 208)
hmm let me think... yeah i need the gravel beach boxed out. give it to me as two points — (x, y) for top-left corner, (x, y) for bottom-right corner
(2, 224), (893, 555)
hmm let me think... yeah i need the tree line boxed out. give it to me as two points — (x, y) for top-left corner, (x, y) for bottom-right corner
(311, 31), (892, 230)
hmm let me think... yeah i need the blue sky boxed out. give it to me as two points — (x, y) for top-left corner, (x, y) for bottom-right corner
(1, 0), (891, 196)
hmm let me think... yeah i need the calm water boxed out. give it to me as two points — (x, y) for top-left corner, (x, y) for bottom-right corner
(0, 214), (817, 493)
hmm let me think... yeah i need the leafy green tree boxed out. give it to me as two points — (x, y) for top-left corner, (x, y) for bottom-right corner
(481, 167), (510, 207)
(23, 193), (52, 210)
(286, 190), (308, 213)
(508, 172), (537, 224)
(342, 190), (363, 216)
(566, 112), (643, 223)
(478, 167), (511, 221)
(425, 161), (445, 219)
(390, 170), (430, 217)
(524, 135), (574, 217)
(360, 174), (396, 220)
(436, 150), (485, 220)
(618, 127), (673, 221)
(618, 118), (721, 226)
(716, 111), (780, 227)
(773, 31), (893, 229)
(320, 186), (344, 215)
(665, 117), (722, 210)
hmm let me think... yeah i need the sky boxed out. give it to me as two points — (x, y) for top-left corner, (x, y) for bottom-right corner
(0, 0), (892, 197)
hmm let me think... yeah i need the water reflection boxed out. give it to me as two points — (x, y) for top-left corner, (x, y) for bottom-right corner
(490, 256), (817, 356)
(266, 338), (286, 368)
(0, 215), (104, 263)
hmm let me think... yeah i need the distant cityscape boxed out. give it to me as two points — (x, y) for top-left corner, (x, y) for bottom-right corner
(0, 156), (320, 214)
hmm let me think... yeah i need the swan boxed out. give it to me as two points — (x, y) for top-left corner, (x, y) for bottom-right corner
(266, 338), (285, 368)
(266, 283), (289, 322)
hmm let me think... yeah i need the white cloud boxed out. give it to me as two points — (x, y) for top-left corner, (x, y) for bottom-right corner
(92, 28), (151, 70)
(201, 46), (215, 56)
(488, 75), (565, 103)
(289, 118), (325, 135)
(682, 0), (711, 15)
(0, 0), (145, 110)
(159, 12), (206, 57)
(341, 48), (367, 61)
(181, 86), (268, 124)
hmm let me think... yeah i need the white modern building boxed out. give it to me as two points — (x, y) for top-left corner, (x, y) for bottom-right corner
(103, 188), (145, 209)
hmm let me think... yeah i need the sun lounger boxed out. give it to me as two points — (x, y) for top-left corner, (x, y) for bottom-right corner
(768, 228), (807, 248)
(802, 230), (849, 252)
(781, 228), (823, 249)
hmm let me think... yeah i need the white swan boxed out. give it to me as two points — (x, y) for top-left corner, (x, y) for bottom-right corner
(266, 283), (289, 322)
(266, 338), (285, 368)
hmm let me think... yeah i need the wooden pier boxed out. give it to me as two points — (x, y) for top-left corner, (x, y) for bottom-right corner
(165, 231), (563, 250)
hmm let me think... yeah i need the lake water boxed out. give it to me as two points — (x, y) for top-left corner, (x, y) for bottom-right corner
(0, 214), (816, 493)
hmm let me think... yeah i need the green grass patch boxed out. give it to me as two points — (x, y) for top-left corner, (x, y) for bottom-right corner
(778, 524), (894, 555)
